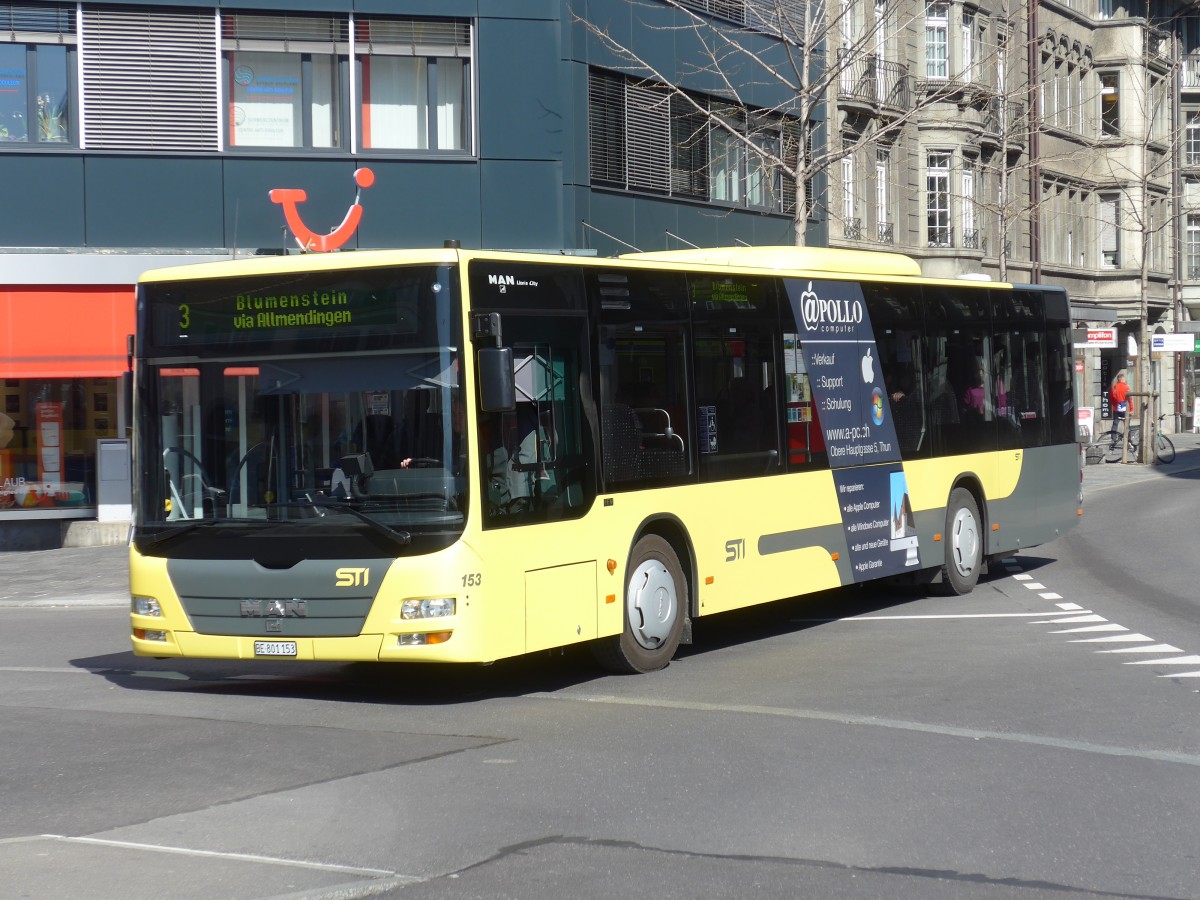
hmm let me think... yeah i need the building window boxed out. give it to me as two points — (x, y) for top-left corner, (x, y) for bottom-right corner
(961, 155), (977, 248)
(841, 144), (858, 238)
(0, 3), (76, 145)
(710, 107), (746, 203)
(1100, 72), (1119, 137)
(1097, 0), (1113, 20)
(961, 10), (975, 83)
(223, 14), (347, 149)
(356, 18), (471, 152)
(82, 7), (217, 150)
(1187, 112), (1200, 166)
(1148, 74), (1165, 142)
(587, 68), (795, 214)
(925, 2), (948, 80)
(876, 147), (891, 242)
(927, 151), (951, 247)
(1187, 215), (1200, 279)
(1099, 194), (1119, 268)
(746, 126), (781, 209)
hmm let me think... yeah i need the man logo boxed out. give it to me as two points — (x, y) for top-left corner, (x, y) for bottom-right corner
(335, 567), (370, 588)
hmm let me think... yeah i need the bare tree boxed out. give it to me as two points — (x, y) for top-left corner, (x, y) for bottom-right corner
(575, 0), (937, 246)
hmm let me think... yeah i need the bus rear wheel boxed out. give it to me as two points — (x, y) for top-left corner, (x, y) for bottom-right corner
(592, 534), (686, 674)
(938, 487), (983, 596)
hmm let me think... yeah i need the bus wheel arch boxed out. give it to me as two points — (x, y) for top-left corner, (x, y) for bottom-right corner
(592, 518), (693, 674)
(937, 479), (986, 596)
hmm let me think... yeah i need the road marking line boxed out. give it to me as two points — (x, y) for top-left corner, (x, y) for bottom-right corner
(41, 835), (406, 878)
(1095, 645), (1182, 654)
(1013, 573), (1033, 581)
(1039, 592), (1063, 600)
(1158, 671), (1200, 678)
(1069, 634), (1155, 643)
(1050, 623), (1128, 634)
(1055, 602), (1083, 610)
(794, 612), (1092, 622)
(531, 693), (1200, 768)
(1125, 656), (1200, 666)
(1023, 582), (1047, 590)
(1030, 614), (1108, 625)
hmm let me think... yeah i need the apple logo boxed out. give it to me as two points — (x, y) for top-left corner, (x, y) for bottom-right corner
(861, 347), (875, 383)
(799, 281), (818, 331)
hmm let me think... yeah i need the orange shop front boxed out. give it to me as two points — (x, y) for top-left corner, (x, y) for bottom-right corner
(0, 286), (134, 520)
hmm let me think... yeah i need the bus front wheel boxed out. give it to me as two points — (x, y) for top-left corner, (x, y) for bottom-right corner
(593, 534), (686, 674)
(938, 488), (983, 595)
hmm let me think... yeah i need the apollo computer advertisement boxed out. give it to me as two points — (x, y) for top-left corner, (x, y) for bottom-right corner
(784, 279), (921, 580)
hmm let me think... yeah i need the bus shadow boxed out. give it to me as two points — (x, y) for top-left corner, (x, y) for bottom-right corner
(74, 568), (1019, 702)
(70, 646), (610, 704)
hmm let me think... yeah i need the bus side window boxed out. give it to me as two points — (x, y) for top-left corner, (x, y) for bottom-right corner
(924, 287), (995, 456)
(863, 284), (928, 459)
(479, 319), (596, 528)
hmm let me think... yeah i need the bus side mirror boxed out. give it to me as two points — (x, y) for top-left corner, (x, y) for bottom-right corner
(478, 347), (516, 412)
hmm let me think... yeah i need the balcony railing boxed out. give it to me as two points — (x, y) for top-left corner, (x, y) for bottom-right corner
(928, 226), (954, 248)
(877, 222), (894, 244)
(962, 229), (981, 250)
(982, 96), (1026, 139)
(1185, 54), (1200, 90)
(843, 218), (862, 240)
(836, 51), (910, 110)
(1146, 27), (1171, 66)
(1188, 264), (1200, 280)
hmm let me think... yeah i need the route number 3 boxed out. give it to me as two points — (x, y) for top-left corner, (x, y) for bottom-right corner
(177, 303), (191, 330)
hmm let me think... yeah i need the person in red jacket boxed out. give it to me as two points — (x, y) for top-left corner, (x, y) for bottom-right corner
(1110, 371), (1133, 442)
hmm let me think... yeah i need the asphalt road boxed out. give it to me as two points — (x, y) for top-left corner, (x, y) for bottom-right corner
(2, 445), (1199, 899)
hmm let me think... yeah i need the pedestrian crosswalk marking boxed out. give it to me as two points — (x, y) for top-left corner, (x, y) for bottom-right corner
(1006, 560), (1200, 689)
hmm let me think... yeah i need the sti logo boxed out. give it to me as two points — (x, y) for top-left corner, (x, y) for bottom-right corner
(270, 167), (374, 252)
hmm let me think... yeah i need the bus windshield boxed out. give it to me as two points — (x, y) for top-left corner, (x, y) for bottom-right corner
(134, 264), (464, 556)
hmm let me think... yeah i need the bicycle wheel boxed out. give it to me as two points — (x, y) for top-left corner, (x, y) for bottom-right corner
(1103, 436), (1123, 463)
(1127, 427), (1141, 460)
(1155, 431), (1176, 464)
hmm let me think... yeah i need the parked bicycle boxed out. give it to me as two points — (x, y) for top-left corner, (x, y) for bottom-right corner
(1099, 413), (1176, 464)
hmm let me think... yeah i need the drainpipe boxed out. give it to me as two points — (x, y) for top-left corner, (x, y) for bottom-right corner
(1028, 0), (1041, 283)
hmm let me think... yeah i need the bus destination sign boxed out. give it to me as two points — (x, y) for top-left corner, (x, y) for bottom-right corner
(144, 269), (423, 349)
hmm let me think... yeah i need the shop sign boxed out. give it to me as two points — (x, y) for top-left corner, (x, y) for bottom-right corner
(1078, 328), (1117, 348)
(269, 167), (374, 253)
(1150, 333), (1196, 353)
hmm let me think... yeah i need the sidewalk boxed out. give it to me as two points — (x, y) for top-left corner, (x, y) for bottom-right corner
(1080, 428), (1200, 493)
(1, 432), (1198, 609)
(0, 544), (129, 607)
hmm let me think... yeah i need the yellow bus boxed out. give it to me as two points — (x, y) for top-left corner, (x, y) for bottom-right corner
(130, 245), (1082, 672)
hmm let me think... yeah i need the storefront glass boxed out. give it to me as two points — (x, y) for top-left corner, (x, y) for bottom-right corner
(0, 377), (120, 512)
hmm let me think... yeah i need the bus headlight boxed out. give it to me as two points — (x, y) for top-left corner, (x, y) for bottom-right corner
(401, 598), (455, 620)
(132, 596), (162, 617)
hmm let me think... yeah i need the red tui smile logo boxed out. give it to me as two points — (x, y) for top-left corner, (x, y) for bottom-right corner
(269, 167), (374, 252)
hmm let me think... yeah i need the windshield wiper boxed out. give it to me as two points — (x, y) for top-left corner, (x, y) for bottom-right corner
(137, 517), (238, 553)
(274, 499), (412, 547)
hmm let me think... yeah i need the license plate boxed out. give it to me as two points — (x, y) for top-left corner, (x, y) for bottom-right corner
(254, 640), (297, 657)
